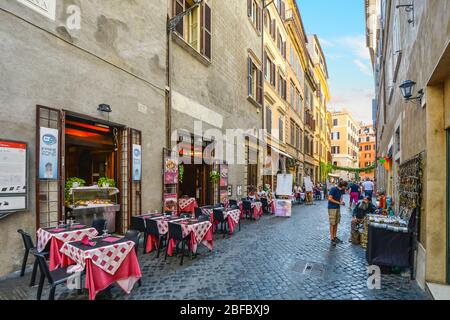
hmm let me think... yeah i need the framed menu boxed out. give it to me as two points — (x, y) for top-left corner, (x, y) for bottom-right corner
(0, 140), (28, 214)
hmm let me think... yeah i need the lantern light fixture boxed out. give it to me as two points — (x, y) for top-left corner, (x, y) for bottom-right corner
(399, 80), (423, 104)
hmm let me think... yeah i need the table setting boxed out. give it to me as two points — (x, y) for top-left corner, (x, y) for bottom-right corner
(167, 218), (213, 256)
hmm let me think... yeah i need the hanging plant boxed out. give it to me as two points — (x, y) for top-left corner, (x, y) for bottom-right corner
(178, 163), (184, 184)
(209, 170), (220, 184)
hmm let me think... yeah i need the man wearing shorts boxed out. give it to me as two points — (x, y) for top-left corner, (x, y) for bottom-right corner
(328, 181), (347, 246)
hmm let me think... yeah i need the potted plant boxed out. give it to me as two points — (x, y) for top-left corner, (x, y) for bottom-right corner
(65, 177), (86, 205)
(178, 163), (184, 184)
(209, 170), (220, 184)
(98, 177), (116, 188)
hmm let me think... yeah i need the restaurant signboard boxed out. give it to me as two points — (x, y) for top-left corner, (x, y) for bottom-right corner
(38, 127), (59, 180)
(132, 144), (142, 181)
(164, 156), (179, 184)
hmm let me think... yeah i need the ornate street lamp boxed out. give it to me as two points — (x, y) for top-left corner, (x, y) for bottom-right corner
(399, 80), (424, 104)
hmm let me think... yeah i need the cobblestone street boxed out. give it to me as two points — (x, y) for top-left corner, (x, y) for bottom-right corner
(0, 196), (430, 300)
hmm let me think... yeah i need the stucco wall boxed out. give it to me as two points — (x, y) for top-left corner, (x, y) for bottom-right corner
(0, 0), (167, 276)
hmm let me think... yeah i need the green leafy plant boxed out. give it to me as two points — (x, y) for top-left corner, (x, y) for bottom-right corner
(209, 170), (220, 184)
(98, 177), (116, 188)
(65, 177), (86, 205)
(178, 164), (184, 184)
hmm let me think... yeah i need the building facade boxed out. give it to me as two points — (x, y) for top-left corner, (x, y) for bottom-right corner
(0, 0), (262, 277)
(331, 109), (360, 180)
(366, 0), (450, 292)
(358, 124), (376, 180)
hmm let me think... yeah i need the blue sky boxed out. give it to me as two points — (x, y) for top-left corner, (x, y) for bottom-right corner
(296, 0), (374, 124)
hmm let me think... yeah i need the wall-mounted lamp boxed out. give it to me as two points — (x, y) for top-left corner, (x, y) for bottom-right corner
(98, 104), (112, 113)
(396, 3), (415, 25)
(399, 80), (424, 104)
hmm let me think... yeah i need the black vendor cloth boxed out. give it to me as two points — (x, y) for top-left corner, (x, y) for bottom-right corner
(366, 226), (413, 268)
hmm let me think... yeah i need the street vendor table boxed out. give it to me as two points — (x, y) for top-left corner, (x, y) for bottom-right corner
(167, 219), (213, 256)
(178, 198), (198, 214)
(36, 225), (98, 270)
(60, 236), (141, 300)
(238, 201), (263, 219)
(366, 225), (413, 269)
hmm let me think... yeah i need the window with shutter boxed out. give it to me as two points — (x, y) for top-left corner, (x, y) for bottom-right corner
(247, 0), (252, 17)
(279, 117), (284, 142)
(290, 120), (295, 145)
(174, 0), (185, 36)
(266, 107), (272, 134)
(256, 69), (263, 104)
(201, 3), (211, 59)
(248, 57), (253, 97)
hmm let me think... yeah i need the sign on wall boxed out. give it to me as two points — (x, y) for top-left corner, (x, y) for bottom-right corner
(39, 127), (59, 180)
(16, 0), (56, 20)
(164, 156), (179, 184)
(0, 140), (28, 214)
(132, 144), (142, 181)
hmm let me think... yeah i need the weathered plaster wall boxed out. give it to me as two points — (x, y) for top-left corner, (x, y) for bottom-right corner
(0, 0), (167, 276)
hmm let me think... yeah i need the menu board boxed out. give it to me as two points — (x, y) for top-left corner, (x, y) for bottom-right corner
(276, 173), (293, 196)
(220, 164), (228, 187)
(132, 144), (142, 181)
(164, 156), (179, 184)
(0, 140), (27, 213)
(274, 199), (292, 217)
(163, 193), (178, 212)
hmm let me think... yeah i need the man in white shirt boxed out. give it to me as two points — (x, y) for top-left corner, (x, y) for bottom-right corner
(362, 178), (374, 200)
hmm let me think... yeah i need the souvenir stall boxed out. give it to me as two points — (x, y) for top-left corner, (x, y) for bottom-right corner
(366, 154), (422, 279)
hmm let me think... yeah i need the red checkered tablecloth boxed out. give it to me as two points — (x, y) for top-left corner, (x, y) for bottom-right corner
(167, 220), (213, 255)
(37, 227), (98, 253)
(178, 198), (198, 213)
(238, 201), (263, 219)
(224, 209), (240, 225)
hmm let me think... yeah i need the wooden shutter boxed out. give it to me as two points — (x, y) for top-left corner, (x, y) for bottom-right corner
(257, 5), (262, 32)
(174, 0), (185, 36)
(247, 0), (252, 17)
(257, 68), (263, 104)
(248, 57), (253, 97)
(271, 62), (276, 86)
(201, 3), (212, 59)
(281, 1), (285, 20)
(263, 51), (267, 79)
(271, 20), (275, 39)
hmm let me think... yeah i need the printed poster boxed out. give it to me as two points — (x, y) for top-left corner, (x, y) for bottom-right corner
(132, 144), (142, 181)
(220, 164), (228, 187)
(164, 156), (179, 184)
(39, 127), (58, 180)
(164, 193), (178, 212)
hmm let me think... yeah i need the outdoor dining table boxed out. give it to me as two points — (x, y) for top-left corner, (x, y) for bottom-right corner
(238, 201), (263, 219)
(60, 235), (141, 300)
(167, 219), (213, 256)
(178, 197), (198, 214)
(36, 224), (98, 271)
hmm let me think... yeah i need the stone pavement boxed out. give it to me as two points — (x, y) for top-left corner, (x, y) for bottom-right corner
(0, 196), (431, 300)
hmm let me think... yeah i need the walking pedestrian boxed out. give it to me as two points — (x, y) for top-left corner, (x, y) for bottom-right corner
(347, 181), (361, 209)
(362, 178), (374, 200)
(328, 180), (348, 246)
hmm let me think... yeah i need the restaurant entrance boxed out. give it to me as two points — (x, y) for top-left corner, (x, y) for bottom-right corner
(35, 106), (142, 233)
(176, 135), (215, 207)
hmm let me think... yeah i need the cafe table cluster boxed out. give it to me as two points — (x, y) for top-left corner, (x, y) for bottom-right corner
(32, 198), (270, 300)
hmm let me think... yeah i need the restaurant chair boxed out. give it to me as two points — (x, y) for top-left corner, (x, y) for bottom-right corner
(180, 213), (191, 218)
(260, 198), (269, 215)
(165, 223), (191, 266)
(125, 230), (142, 287)
(194, 207), (203, 219)
(145, 219), (167, 259)
(17, 229), (49, 287)
(228, 199), (238, 207)
(92, 218), (107, 235)
(165, 211), (174, 216)
(31, 248), (83, 300)
(130, 216), (147, 254)
(213, 209), (228, 237)
(242, 200), (253, 220)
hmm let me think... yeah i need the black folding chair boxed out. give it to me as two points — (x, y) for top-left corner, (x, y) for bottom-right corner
(124, 230), (142, 287)
(165, 223), (191, 266)
(198, 214), (211, 222)
(130, 216), (147, 254)
(260, 198), (269, 214)
(31, 248), (83, 300)
(194, 207), (203, 219)
(213, 208), (228, 237)
(145, 219), (167, 259)
(17, 229), (49, 287)
(242, 200), (253, 220)
(92, 218), (107, 235)
(228, 199), (238, 207)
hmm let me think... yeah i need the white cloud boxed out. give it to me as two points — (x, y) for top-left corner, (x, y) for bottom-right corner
(353, 59), (373, 76)
(329, 86), (375, 124)
(341, 35), (370, 61)
(318, 37), (335, 47)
